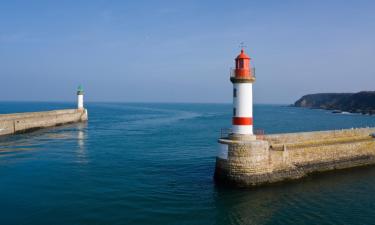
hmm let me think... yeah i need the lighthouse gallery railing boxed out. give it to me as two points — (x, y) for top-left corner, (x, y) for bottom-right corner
(230, 67), (256, 78)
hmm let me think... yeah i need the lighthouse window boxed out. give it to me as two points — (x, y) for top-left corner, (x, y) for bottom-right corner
(233, 88), (237, 97)
(233, 108), (236, 116)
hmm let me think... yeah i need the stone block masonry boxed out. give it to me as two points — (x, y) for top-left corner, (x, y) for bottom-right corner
(215, 128), (375, 187)
(0, 109), (88, 136)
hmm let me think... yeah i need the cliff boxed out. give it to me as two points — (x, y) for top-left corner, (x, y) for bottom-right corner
(294, 91), (375, 115)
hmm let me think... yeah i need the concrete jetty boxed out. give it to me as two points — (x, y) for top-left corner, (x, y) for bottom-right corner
(0, 86), (88, 136)
(0, 109), (88, 136)
(215, 128), (375, 187)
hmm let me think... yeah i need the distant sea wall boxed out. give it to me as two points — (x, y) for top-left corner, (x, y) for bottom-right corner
(0, 109), (88, 136)
(215, 128), (375, 187)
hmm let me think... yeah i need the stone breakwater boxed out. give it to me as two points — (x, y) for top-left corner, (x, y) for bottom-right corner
(0, 109), (88, 136)
(215, 128), (375, 187)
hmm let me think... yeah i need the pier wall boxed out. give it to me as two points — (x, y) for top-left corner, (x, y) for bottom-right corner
(0, 109), (88, 136)
(215, 128), (375, 187)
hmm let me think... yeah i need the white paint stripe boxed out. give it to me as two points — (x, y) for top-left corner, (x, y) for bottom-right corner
(233, 83), (253, 117)
(233, 125), (253, 135)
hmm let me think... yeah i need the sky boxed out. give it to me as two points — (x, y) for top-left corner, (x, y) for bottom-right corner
(0, 0), (374, 104)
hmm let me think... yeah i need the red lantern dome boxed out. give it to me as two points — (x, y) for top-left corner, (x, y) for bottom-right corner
(234, 49), (252, 78)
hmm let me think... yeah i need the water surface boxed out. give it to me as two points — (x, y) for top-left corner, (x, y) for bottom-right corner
(1, 102), (375, 225)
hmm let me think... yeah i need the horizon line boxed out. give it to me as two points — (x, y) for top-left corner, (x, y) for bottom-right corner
(0, 100), (292, 105)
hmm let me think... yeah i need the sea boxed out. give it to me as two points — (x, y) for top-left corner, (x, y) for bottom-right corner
(1, 102), (375, 225)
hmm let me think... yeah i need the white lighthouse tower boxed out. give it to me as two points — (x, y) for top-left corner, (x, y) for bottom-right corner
(230, 48), (255, 137)
(77, 85), (84, 111)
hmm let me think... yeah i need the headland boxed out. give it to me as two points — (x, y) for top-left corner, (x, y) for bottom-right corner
(294, 91), (375, 115)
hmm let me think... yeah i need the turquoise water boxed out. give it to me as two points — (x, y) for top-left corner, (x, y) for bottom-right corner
(1, 103), (375, 225)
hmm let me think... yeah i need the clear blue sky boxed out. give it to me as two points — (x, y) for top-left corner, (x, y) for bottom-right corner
(1, 0), (374, 103)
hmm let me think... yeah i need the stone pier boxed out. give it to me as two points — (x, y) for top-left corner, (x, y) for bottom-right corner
(215, 128), (375, 187)
(0, 109), (88, 136)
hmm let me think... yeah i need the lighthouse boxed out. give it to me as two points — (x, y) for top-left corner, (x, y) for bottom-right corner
(77, 85), (84, 111)
(215, 48), (270, 186)
(231, 48), (255, 136)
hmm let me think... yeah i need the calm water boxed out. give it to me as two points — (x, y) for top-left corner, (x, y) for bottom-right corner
(1, 102), (375, 225)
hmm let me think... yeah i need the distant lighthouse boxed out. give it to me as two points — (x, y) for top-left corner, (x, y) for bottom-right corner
(231, 48), (255, 136)
(77, 85), (84, 111)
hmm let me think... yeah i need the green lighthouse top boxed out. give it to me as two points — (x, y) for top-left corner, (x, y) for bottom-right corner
(77, 85), (84, 95)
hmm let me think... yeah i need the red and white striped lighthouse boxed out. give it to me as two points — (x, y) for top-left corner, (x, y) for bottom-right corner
(231, 49), (255, 135)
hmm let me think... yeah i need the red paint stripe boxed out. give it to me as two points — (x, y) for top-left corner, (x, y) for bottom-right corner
(232, 117), (253, 125)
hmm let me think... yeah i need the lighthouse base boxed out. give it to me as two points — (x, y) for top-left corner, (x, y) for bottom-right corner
(215, 138), (278, 187)
(214, 157), (304, 187)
